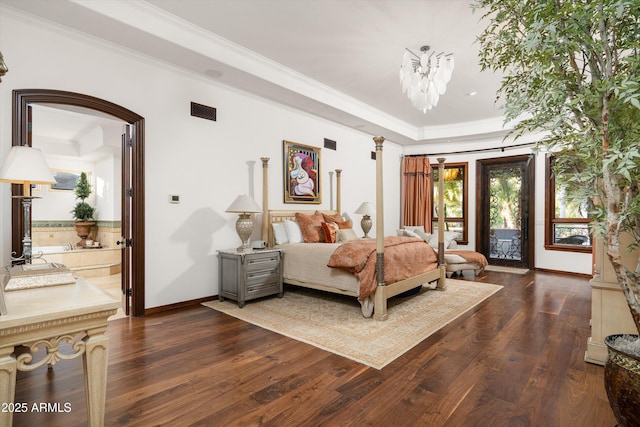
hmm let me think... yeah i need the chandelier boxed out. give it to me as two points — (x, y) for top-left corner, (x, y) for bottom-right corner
(399, 45), (454, 112)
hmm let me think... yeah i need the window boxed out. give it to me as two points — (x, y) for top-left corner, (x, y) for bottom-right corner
(545, 154), (593, 252)
(431, 162), (468, 244)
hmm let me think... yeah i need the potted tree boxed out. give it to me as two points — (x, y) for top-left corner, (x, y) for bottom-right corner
(71, 171), (96, 247)
(473, 0), (640, 424)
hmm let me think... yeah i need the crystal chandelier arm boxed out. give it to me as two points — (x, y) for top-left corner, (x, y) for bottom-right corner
(404, 47), (421, 60)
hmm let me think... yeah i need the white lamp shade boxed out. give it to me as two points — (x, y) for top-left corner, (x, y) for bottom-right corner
(0, 146), (56, 184)
(355, 202), (375, 216)
(225, 194), (262, 213)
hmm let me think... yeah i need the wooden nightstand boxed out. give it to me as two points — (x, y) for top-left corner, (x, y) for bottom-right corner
(217, 248), (283, 307)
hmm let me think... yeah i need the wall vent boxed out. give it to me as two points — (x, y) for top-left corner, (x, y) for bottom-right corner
(324, 138), (337, 150)
(191, 102), (216, 122)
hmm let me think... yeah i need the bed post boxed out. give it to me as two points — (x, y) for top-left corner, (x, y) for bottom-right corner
(335, 169), (342, 214)
(261, 157), (270, 246)
(436, 158), (447, 290)
(373, 136), (388, 320)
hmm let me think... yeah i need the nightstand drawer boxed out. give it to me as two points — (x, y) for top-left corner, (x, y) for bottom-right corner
(246, 268), (279, 286)
(246, 252), (280, 271)
(246, 280), (280, 296)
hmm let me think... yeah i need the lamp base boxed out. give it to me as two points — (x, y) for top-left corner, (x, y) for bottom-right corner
(10, 195), (40, 265)
(235, 213), (254, 252)
(361, 215), (372, 239)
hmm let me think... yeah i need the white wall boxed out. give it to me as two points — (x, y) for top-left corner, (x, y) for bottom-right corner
(31, 157), (96, 221)
(95, 154), (120, 221)
(405, 135), (592, 275)
(0, 9), (399, 309)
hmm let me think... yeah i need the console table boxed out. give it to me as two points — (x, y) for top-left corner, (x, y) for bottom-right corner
(0, 278), (119, 426)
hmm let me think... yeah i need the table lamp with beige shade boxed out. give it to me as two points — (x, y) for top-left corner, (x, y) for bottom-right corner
(226, 194), (262, 252)
(0, 145), (56, 264)
(355, 201), (375, 238)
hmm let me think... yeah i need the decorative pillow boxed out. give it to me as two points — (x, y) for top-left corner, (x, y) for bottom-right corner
(272, 223), (288, 245)
(336, 228), (359, 242)
(427, 233), (438, 249)
(321, 222), (340, 243)
(403, 228), (420, 238)
(295, 211), (325, 243)
(283, 219), (303, 243)
(414, 229), (432, 242)
(321, 212), (351, 229)
(428, 231), (460, 249)
(336, 219), (352, 229)
(321, 212), (343, 223)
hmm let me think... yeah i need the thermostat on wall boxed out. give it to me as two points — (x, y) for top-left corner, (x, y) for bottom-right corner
(169, 195), (180, 204)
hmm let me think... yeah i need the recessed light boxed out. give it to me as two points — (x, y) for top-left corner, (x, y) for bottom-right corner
(467, 91), (478, 96)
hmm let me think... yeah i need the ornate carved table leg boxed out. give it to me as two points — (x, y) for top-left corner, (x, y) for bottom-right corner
(83, 327), (110, 427)
(0, 346), (17, 427)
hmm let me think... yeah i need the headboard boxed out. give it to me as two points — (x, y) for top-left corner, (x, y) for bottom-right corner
(265, 209), (339, 247)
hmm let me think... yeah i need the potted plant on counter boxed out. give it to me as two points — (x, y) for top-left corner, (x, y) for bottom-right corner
(473, 1), (640, 424)
(71, 171), (96, 247)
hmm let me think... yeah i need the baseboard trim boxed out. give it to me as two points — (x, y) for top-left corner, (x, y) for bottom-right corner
(534, 267), (592, 278)
(585, 338), (607, 366)
(144, 295), (217, 316)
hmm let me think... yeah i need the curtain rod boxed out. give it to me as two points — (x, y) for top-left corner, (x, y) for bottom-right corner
(404, 141), (535, 157)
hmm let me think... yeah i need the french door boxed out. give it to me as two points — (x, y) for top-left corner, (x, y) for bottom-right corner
(120, 124), (133, 315)
(476, 155), (535, 269)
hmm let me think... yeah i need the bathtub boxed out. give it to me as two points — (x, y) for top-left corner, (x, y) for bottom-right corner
(30, 245), (121, 276)
(32, 245), (71, 254)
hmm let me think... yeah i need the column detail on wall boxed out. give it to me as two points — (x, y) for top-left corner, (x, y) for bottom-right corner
(586, 236), (637, 365)
(261, 157), (270, 243)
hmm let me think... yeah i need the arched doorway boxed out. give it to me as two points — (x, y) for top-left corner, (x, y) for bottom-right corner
(11, 89), (145, 316)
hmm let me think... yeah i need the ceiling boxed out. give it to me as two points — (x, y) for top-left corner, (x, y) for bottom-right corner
(1, 0), (507, 145)
(31, 104), (125, 162)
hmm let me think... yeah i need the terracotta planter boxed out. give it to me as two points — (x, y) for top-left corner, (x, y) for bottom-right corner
(604, 334), (640, 427)
(74, 221), (96, 247)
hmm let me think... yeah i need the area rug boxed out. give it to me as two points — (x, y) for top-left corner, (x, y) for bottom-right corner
(202, 279), (502, 369)
(484, 265), (529, 274)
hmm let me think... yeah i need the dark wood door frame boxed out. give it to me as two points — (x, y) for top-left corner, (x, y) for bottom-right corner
(11, 89), (145, 316)
(476, 154), (535, 270)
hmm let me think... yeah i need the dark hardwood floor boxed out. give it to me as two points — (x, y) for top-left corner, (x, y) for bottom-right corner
(12, 270), (616, 426)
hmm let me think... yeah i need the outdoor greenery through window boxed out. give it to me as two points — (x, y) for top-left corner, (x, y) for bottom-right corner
(431, 163), (468, 244)
(545, 154), (593, 252)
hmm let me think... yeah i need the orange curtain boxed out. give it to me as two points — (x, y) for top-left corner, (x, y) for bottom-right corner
(402, 156), (432, 232)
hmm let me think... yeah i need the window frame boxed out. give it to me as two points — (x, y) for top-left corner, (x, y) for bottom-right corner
(544, 154), (592, 253)
(430, 162), (468, 245)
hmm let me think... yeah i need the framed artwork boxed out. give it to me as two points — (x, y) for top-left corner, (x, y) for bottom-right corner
(49, 170), (89, 192)
(283, 140), (321, 204)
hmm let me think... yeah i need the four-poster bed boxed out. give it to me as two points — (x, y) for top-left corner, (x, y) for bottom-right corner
(260, 136), (447, 320)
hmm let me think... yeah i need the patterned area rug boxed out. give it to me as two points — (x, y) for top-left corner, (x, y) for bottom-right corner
(484, 265), (529, 274)
(203, 279), (502, 369)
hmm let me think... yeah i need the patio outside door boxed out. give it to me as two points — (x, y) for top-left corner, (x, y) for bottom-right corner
(476, 155), (535, 269)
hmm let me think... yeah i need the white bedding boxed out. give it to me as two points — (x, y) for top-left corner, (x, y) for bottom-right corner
(275, 242), (360, 294)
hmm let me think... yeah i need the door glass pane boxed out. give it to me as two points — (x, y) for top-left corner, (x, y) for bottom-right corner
(489, 167), (522, 261)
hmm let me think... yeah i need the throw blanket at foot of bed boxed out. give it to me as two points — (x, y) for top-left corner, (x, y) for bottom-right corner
(327, 236), (438, 299)
(444, 250), (489, 267)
